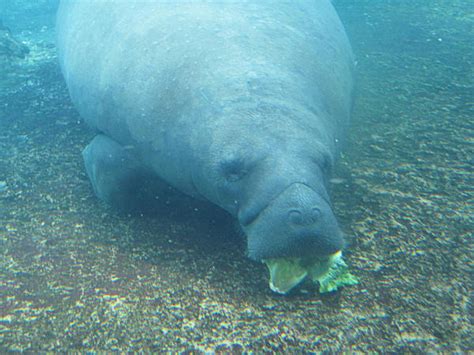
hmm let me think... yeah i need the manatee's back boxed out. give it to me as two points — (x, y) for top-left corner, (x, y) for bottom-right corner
(57, 1), (353, 173)
(57, 1), (144, 143)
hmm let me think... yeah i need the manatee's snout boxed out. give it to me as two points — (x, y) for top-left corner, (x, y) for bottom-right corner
(241, 183), (344, 261)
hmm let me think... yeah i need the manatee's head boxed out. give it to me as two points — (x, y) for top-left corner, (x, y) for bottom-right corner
(193, 136), (344, 262)
(240, 181), (344, 261)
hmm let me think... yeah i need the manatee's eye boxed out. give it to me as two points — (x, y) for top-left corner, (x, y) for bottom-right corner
(220, 158), (248, 182)
(321, 153), (332, 171)
(311, 151), (333, 172)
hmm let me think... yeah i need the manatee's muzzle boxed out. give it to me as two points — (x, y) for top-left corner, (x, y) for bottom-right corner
(241, 182), (344, 261)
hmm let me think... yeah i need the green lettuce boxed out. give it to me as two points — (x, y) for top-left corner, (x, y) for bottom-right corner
(264, 251), (358, 294)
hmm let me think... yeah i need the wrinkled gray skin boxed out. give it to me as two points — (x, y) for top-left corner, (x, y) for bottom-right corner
(57, 0), (354, 261)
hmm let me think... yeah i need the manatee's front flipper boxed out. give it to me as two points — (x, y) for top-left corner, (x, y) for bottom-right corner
(82, 134), (167, 212)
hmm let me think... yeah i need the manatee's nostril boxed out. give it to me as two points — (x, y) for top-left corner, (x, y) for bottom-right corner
(288, 206), (322, 226)
(288, 209), (303, 225)
(311, 207), (321, 221)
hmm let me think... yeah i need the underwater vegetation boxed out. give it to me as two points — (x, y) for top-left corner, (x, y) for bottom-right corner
(0, 20), (29, 59)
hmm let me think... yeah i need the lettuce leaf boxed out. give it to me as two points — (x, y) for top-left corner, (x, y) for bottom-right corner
(264, 251), (358, 294)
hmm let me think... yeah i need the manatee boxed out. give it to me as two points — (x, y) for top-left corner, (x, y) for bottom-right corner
(57, 1), (354, 273)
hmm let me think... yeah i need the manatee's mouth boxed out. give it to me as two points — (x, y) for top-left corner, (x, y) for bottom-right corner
(236, 181), (356, 294)
(263, 251), (340, 294)
(263, 250), (358, 294)
(249, 232), (339, 261)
